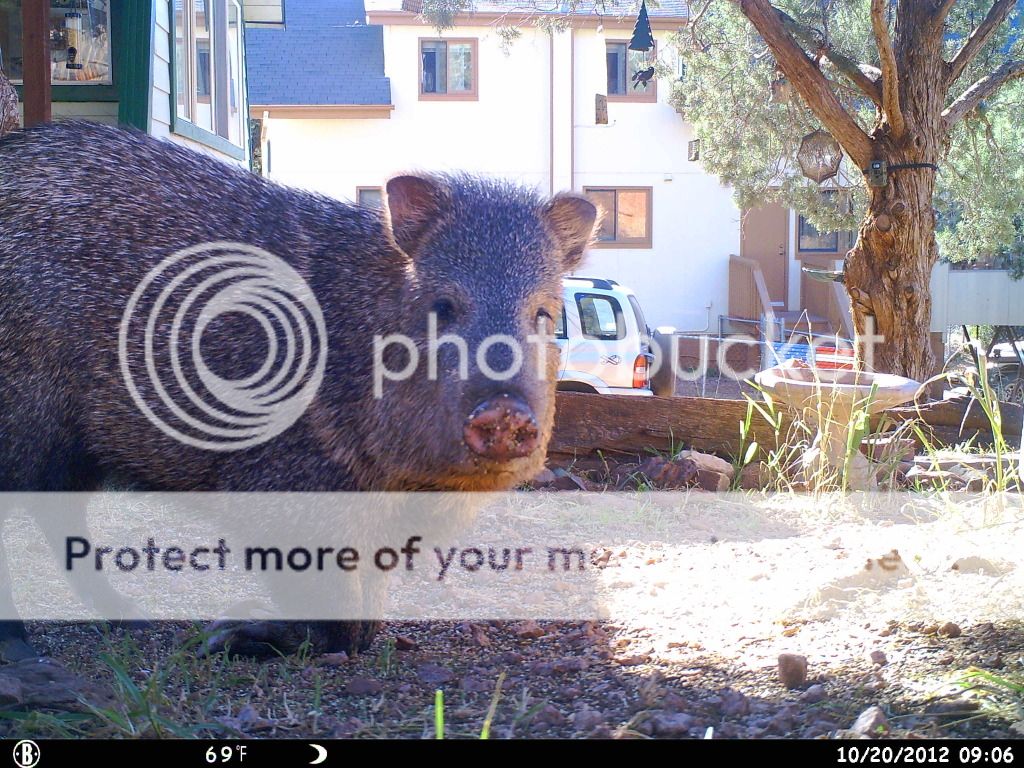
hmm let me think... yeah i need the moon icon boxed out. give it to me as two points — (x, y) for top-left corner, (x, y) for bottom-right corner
(309, 744), (328, 765)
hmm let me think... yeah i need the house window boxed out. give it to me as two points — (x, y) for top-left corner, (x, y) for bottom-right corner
(797, 216), (839, 252)
(797, 191), (853, 253)
(357, 187), (383, 209)
(0, 0), (113, 85)
(583, 187), (653, 249)
(174, 0), (247, 153)
(606, 41), (656, 102)
(419, 38), (477, 100)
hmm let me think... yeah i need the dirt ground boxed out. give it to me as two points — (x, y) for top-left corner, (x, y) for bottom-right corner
(4, 492), (1022, 740)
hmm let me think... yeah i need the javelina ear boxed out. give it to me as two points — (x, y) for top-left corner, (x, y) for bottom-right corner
(384, 174), (450, 256)
(542, 193), (599, 270)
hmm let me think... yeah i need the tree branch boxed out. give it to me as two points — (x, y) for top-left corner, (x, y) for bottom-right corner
(870, 0), (905, 138)
(946, 0), (1016, 86)
(774, 8), (883, 107)
(933, 0), (957, 29)
(737, 0), (874, 168)
(943, 58), (1024, 127)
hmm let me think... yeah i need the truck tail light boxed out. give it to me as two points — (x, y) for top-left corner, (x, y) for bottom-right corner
(632, 355), (649, 389)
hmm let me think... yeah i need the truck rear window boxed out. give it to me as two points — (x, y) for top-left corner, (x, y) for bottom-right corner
(575, 294), (625, 340)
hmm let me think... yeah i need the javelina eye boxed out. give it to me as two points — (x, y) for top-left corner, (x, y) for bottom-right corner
(536, 308), (553, 331)
(431, 297), (458, 328)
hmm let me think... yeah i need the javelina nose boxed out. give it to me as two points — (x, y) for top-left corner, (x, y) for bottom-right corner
(463, 394), (539, 461)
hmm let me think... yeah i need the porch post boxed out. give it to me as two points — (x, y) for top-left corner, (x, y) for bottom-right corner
(21, 0), (52, 127)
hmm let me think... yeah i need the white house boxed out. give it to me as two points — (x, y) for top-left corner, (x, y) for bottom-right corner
(246, 0), (753, 333)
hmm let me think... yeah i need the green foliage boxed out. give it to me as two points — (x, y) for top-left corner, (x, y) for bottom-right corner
(671, 0), (1024, 262)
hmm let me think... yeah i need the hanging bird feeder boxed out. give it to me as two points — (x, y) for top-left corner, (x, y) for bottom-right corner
(628, 0), (655, 52)
(797, 130), (843, 183)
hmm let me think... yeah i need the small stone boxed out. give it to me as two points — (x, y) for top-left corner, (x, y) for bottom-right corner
(937, 654), (955, 666)
(416, 663), (454, 685)
(852, 705), (889, 737)
(696, 468), (730, 492)
(318, 652), (349, 667)
(800, 684), (826, 703)
(573, 709), (605, 732)
(869, 650), (888, 666)
(777, 653), (808, 689)
(534, 704), (567, 726)
(679, 450), (736, 480)
(515, 620), (547, 640)
(938, 622), (962, 638)
(719, 687), (751, 716)
(617, 653), (649, 666)
(394, 635), (417, 651)
(0, 675), (23, 706)
(345, 676), (383, 696)
(648, 711), (694, 737)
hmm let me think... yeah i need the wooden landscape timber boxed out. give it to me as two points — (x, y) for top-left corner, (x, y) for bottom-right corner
(550, 393), (1022, 462)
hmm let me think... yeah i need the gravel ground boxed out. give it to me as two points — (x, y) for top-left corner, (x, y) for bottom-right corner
(4, 492), (1022, 740)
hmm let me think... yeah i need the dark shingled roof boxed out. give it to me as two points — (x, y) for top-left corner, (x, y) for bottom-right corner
(246, 0), (392, 107)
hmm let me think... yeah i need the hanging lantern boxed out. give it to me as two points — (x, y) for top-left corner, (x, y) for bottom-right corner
(65, 12), (84, 71)
(628, 0), (655, 52)
(797, 130), (843, 183)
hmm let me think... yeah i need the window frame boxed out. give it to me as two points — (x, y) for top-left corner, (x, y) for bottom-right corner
(418, 37), (478, 101)
(356, 186), (384, 209)
(169, 0), (248, 160)
(574, 293), (627, 341)
(605, 39), (657, 104)
(583, 186), (654, 249)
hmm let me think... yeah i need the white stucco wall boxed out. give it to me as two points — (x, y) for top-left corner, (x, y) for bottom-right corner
(260, 22), (740, 331)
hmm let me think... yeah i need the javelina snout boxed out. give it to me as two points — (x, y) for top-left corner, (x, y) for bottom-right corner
(463, 393), (540, 461)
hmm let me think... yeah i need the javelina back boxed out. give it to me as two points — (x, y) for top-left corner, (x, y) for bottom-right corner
(0, 121), (597, 659)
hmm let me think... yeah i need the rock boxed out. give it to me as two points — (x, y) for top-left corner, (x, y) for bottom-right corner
(394, 635), (418, 651)
(648, 711), (694, 737)
(459, 675), (492, 693)
(738, 462), (769, 490)
(236, 704), (275, 731)
(937, 654), (955, 666)
(904, 466), (966, 490)
(534, 704), (567, 726)
(318, 652), (349, 666)
(528, 468), (557, 487)
(345, 676), (384, 696)
(636, 456), (698, 490)
(695, 468), (730, 492)
(869, 650), (888, 666)
(0, 675), (23, 706)
(616, 653), (650, 666)
(470, 623), (491, 647)
(800, 684), (826, 704)
(515, 620), (547, 640)
(938, 621), (962, 638)
(416, 663), (454, 685)
(573, 708), (605, 732)
(0, 659), (112, 711)
(719, 688), (751, 716)
(679, 450), (736, 480)
(852, 705), (889, 737)
(777, 653), (808, 689)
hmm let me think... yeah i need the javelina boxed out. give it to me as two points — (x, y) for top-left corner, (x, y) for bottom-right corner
(0, 121), (597, 660)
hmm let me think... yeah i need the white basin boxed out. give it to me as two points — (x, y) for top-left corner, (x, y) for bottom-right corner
(754, 360), (922, 490)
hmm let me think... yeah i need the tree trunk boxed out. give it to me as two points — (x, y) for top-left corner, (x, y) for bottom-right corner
(844, 153), (939, 381)
(843, 2), (948, 382)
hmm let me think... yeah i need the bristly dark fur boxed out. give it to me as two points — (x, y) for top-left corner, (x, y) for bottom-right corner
(0, 121), (596, 655)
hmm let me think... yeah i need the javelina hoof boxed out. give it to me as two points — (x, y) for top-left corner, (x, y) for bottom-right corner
(200, 620), (381, 658)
